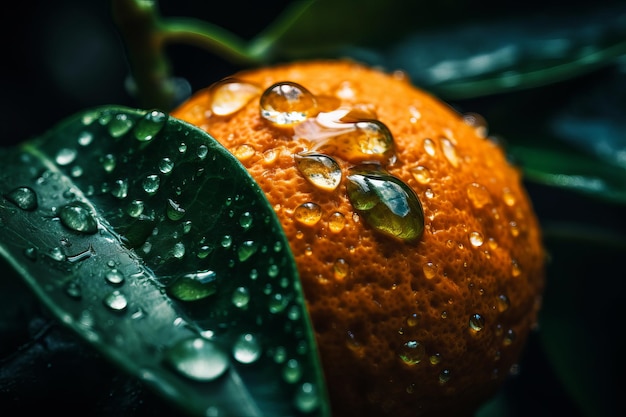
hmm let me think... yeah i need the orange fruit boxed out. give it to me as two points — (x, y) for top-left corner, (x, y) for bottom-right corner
(172, 59), (545, 417)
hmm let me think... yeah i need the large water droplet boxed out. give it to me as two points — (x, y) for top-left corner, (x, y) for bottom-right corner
(5, 186), (38, 211)
(168, 270), (218, 301)
(58, 201), (98, 234)
(209, 78), (261, 116)
(232, 333), (261, 364)
(346, 165), (424, 242)
(260, 82), (316, 126)
(164, 337), (229, 381)
(133, 110), (167, 142)
(294, 152), (342, 192)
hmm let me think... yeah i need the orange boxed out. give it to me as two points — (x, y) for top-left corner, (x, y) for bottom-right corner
(172, 59), (545, 417)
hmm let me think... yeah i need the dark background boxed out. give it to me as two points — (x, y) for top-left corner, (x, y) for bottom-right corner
(1, 1), (624, 416)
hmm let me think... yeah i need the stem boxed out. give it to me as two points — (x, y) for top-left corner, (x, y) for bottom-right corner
(111, 0), (176, 111)
(110, 0), (315, 111)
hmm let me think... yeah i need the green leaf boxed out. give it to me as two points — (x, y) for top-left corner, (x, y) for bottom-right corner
(0, 106), (330, 417)
(509, 144), (626, 205)
(342, 3), (626, 99)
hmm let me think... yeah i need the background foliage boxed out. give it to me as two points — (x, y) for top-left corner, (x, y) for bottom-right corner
(1, 0), (625, 416)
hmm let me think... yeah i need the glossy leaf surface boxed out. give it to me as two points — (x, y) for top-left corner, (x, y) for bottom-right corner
(0, 106), (330, 417)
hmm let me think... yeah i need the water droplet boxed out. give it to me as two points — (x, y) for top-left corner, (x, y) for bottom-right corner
(282, 358), (302, 383)
(65, 280), (82, 299)
(406, 313), (419, 327)
(126, 200), (145, 218)
(294, 202), (322, 226)
(164, 337), (229, 381)
(423, 262), (437, 279)
(166, 198), (186, 221)
(238, 240), (259, 262)
(439, 369), (451, 384)
(221, 235), (232, 248)
(301, 110), (396, 165)
(503, 328), (516, 346)
(159, 157), (174, 174)
(399, 340), (426, 365)
(463, 112), (488, 137)
(511, 259), (522, 277)
(172, 242), (186, 258)
(23, 247), (38, 261)
(231, 286), (250, 308)
(197, 244), (213, 259)
(469, 231), (484, 247)
(496, 294), (510, 312)
(105, 269), (125, 285)
(294, 382), (319, 413)
(411, 165), (431, 184)
(440, 137), (459, 167)
(77, 131), (93, 146)
(260, 81), (316, 126)
(133, 109), (167, 142)
(5, 186), (38, 211)
(232, 144), (255, 162)
(346, 165), (424, 242)
(469, 313), (485, 333)
(269, 293), (289, 314)
(466, 182), (491, 208)
(232, 333), (261, 364)
(101, 153), (117, 172)
(47, 246), (65, 262)
(58, 201), (98, 234)
(294, 152), (342, 191)
(239, 211), (253, 230)
(333, 258), (349, 280)
(423, 138), (436, 156)
(103, 290), (128, 312)
(108, 113), (134, 138)
(70, 166), (83, 177)
(197, 144), (208, 159)
(328, 212), (345, 233)
(111, 179), (128, 199)
(168, 270), (217, 301)
(55, 148), (77, 166)
(209, 78), (261, 116)
(142, 174), (161, 194)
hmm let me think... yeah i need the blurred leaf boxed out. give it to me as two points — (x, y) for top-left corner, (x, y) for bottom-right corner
(538, 230), (624, 417)
(549, 67), (626, 170)
(296, 3), (626, 99)
(0, 106), (330, 417)
(509, 144), (626, 205)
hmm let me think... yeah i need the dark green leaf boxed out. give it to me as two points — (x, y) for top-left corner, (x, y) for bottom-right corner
(0, 106), (330, 417)
(509, 144), (626, 205)
(336, 3), (626, 99)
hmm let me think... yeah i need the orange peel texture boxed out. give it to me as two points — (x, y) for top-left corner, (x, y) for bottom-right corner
(172, 60), (545, 417)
